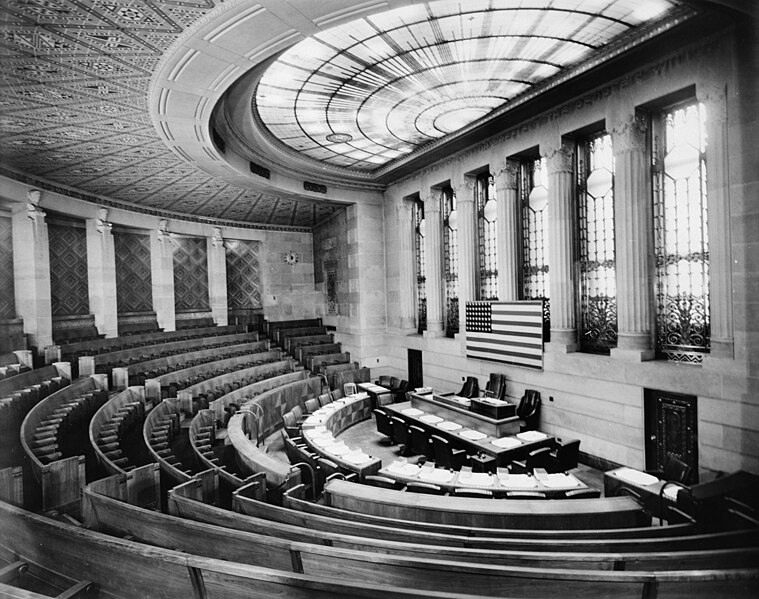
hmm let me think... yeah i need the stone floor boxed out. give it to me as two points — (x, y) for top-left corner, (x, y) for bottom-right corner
(264, 417), (606, 494)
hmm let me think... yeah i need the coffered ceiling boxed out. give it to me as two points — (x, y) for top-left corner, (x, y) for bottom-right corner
(0, 0), (742, 228)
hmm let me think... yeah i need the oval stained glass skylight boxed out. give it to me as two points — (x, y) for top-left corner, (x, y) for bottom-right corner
(256, 0), (681, 172)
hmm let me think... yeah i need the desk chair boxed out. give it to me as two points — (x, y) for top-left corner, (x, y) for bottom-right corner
(304, 397), (320, 414)
(647, 454), (693, 485)
(376, 392), (394, 407)
(330, 388), (344, 400)
(405, 482), (446, 495)
(282, 412), (300, 438)
(376, 375), (392, 388)
(510, 446), (553, 473)
(453, 488), (493, 499)
(373, 408), (394, 445)
(343, 382), (357, 396)
(547, 438), (581, 473)
(458, 376), (480, 399)
(516, 389), (541, 431)
(408, 424), (432, 461)
(365, 475), (404, 490)
(430, 434), (469, 470)
(392, 379), (408, 402)
(564, 488), (601, 499)
(390, 415), (411, 456)
(506, 491), (547, 499)
(318, 393), (332, 407)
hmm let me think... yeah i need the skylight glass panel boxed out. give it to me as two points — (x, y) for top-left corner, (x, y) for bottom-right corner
(256, 0), (684, 171)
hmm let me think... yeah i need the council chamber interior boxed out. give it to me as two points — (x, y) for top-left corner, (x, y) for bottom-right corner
(0, 1), (757, 598)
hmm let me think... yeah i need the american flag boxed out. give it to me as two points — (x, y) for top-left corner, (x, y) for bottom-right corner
(465, 301), (544, 369)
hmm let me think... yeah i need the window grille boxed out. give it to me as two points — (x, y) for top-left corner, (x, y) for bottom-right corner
(442, 185), (459, 337)
(520, 158), (550, 341)
(577, 132), (617, 354)
(476, 172), (498, 300)
(414, 197), (427, 333)
(653, 101), (709, 363)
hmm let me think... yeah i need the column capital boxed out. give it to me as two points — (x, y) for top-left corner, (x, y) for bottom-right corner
(697, 82), (726, 123)
(211, 226), (224, 248)
(94, 207), (112, 235)
(492, 158), (520, 192)
(23, 188), (46, 222)
(422, 194), (440, 213)
(396, 198), (414, 222)
(542, 141), (574, 173)
(611, 114), (648, 154)
(156, 218), (177, 246)
(451, 177), (475, 200)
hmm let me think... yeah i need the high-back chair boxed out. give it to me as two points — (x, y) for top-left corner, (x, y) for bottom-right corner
(304, 397), (320, 414)
(390, 415), (411, 455)
(376, 392), (394, 407)
(458, 376), (480, 398)
(408, 424), (431, 461)
(376, 375), (392, 388)
(648, 454), (694, 485)
(548, 438), (581, 473)
(430, 434), (469, 470)
(373, 408), (394, 444)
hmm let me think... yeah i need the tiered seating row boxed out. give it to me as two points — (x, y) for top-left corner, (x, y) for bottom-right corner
(89, 387), (147, 475)
(143, 398), (189, 484)
(73, 473), (759, 599)
(2, 498), (475, 599)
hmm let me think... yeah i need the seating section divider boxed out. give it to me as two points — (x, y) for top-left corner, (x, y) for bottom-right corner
(19, 374), (109, 511)
(89, 386), (147, 475)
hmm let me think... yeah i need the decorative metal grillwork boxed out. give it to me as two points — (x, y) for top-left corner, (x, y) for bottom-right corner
(443, 186), (459, 337)
(476, 172), (498, 300)
(653, 101), (709, 363)
(520, 158), (550, 341)
(414, 197), (427, 333)
(577, 132), (617, 354)
(326, 269), (338, 315)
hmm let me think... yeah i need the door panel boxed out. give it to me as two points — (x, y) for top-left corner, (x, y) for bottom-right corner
(407, 349), (423, 389)
(644, 389), (698, 481)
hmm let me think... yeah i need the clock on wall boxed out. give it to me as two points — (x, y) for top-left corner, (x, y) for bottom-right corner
(284, 250), (299, 266)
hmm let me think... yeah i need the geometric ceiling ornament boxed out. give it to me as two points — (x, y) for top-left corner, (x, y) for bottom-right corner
(256, 0), (683, 172)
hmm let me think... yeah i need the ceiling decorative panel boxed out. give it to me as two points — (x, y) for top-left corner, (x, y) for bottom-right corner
(256, 0), (681, 171)
(0, 0), (346, 228)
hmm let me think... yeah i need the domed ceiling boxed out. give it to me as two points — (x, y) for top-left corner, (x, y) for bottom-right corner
(0, 0), (738, 228)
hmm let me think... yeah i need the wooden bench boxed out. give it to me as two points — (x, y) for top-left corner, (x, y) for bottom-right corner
(265, 318), (322, 340)
(323, 478), (651, 530)
(142, 398), (193, 485)
(308, 352), (351, 372)
(333, 366), (371, 390)
(162, 473), (759, 569)
(2, 497), (489, 599)
(76, 479), (759, 598)
(276, 326), (328, 348)
(284, 334), (334, 354)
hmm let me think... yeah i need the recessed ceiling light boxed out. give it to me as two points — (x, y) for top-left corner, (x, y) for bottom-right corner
(326, 132), (352, 143)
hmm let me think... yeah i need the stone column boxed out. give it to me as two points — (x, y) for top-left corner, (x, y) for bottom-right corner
(12, 190), (53, 349)
(493, 158), (521, 301)
(610, 114), (655, 361)
(422, 193), (444, 336)
(698, 83), (734, 359)
(396, 199), (417, 332)
(207, 227), (228, 326)
(544, 141), (578, 351)
(150, 220), (176, 332)
(454, 177), (476, 333)
(86, 208), (118, 338)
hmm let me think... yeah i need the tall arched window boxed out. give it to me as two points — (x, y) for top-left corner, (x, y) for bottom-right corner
(442, 185), (459, 337)
(476, 172), (498, 300)
(413, 197), (427, 334)
(520, 157), (550, 341)
(577, 132), (617, 354)
(653, 100), (709, 363)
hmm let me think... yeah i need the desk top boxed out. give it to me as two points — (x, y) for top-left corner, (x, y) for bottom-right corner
(301, 393), (381, 478)
(385, 400), (552, 463)
(379, 460), (585, 496)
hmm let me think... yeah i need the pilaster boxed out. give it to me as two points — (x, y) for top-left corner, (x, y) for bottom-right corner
(150, 220), (176, 332)
(11, 190), (53, 349)
(208, 228), (228, 326)
(454, 177), (476, 332)
(493, 158), (521, 301)
(396, 199), (417, 332)
(698, 82), (734, 359)
(423, 193), (444, 336)
(86, 209), (118, 338)
(610, 114), (655, 361)
(544, 141), (578, 352)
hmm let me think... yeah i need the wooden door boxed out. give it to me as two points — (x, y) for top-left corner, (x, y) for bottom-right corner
(407, 349), (423, 389)
(644, 389), (698, 481)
